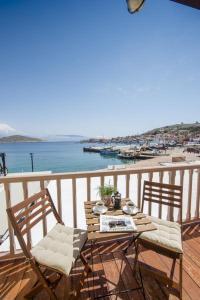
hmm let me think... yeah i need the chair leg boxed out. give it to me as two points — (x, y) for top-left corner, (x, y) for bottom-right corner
(63, 275), (73, 300)
(169, 258), (176, 289)
(24, 282), (43, 298)
(179, 254), (183, 300)
(31, 262), (58, 300)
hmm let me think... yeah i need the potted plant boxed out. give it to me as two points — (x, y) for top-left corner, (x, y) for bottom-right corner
(97, 183), (117, 207)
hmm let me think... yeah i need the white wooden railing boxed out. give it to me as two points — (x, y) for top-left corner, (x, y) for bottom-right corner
(0, 163), (200, 257)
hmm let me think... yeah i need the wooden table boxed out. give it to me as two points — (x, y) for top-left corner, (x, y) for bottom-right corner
(84, 199), (157, 299)
(84, 198), (156, 243)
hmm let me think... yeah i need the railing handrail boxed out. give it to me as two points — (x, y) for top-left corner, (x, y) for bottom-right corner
(0, 162), (200, 183)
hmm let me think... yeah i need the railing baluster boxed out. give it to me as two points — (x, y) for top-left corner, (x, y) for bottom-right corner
(22, 181), (32, 249)
(4, 182), (16, 255)
(87, 177), (91, 201)
(56, 179), (62, 219)
(114, 175), (117, 191)
(148, 172), (153, 216)
(100, 176), (104, 200)
(72, 178), (77, 228)
(168, 171), (176, 221)
(100, 176), (104, 187)
(158, 172), (164, 219)
(137, 173), (142, 209)
(178, 170), (185, 222)
(126, 173), (130, 199)
(195, 169), (200, 219)
(187, 169), (193, 221)
(40, 180), (47, 236)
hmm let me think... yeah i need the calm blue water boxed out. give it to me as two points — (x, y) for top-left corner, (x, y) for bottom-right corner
(0, 142), (134, 173)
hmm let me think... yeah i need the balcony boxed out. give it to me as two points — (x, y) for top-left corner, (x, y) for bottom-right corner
(1, 162), (200, 299)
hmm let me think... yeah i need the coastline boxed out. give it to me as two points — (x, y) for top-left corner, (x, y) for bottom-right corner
(108, 147), (200, 170)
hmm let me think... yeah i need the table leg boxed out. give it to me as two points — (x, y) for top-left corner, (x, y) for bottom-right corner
(124, 233), (141, 254)
(138, 263), (146, 300)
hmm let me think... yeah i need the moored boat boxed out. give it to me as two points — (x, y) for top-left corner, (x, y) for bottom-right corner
(100, 149), (119, 156)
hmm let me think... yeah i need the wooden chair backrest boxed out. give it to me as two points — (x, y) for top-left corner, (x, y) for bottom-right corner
(7, 188), (63, 258)
(142, 181), (183, 224)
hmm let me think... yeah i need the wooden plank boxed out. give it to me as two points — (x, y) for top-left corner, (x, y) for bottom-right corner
(72, 178), (77, 228)
(145, 186), (181, 197)
(87, 177), (91, 202)
(187, 169), (193, 221)
(85, 212), (146, 221)
(86, 217), (151, 226)
(143, 197), (181, 208)
(148, 173), (153, 216)
(1, 163), (200, 185)
(21, 208), (53, 235)
(56, 179), (62, 219)
(4, 183), (16, 255)
(11, 189), (47, 213)
(195, 169), (200, 219)
(113, 174), (117, 191)
(16, 197), (49, 222)
(87, 222), (156, 234)
(159, 172), (164, 219)
(84, 198), (130, 208)
(144, 192), (181, 203)
(0, 260), (27, 300)
(100, 252), (129, 298)
(87, 247), (110, 299)
(167, 171), (176, 221)
(40, 180), (47, 236)
(145, 180), (182, 190)
(137, 250), (180, 299)
(113, 251), (143, 300)
(19, 203), (51, 230)
(160, 251), (199, 300)
(178, 170), (185, 223)
(22, 181), (32, 249)
(137, 173), (142, 209)
(16, 265), (37, 300)
(126, 174), (130, 198)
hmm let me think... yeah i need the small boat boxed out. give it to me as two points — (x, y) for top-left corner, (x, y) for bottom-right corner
(83, 146), (110, 153)
(118, 152), (139, 160)
(100, 149), (119, 156)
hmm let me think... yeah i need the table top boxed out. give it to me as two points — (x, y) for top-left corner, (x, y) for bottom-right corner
(84, 199), (157, 241)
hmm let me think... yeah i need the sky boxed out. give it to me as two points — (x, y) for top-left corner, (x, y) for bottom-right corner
(0, 0), (200, 138)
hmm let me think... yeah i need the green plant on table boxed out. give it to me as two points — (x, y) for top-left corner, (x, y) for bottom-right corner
(97, 183), (117, 198)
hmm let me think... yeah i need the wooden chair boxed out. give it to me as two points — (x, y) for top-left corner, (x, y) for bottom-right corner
(134, 180), (183, 299)
(7, 188), (90, 299)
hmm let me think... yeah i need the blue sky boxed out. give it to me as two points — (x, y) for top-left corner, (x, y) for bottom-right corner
(0, 0), (200, 137)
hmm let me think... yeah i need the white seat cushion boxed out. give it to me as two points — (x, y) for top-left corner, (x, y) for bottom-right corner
(140, 216), (183, 253)
(31, 223), (87, 275)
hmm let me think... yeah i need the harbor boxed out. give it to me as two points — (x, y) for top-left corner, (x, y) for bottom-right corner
(83, 144), (169, 161)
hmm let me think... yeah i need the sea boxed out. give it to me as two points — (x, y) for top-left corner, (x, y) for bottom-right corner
(0, 142), (135, 174)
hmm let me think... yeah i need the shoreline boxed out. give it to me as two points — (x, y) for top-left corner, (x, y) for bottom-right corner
(108, 147), (200, 170)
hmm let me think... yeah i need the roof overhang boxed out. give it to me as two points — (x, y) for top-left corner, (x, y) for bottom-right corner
(170, 0), (200, 9)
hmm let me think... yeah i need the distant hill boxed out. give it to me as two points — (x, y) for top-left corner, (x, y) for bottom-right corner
(45, 134), (87, 142)
(144, 122), (200, 136)
(0, 135), (42, 143)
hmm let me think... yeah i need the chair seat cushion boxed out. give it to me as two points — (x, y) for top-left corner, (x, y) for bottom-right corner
(31, 223), (87, 275)
(140, 216), (183, 253)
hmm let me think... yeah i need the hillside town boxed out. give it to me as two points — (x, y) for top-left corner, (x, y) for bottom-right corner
(82, 122), (200, 146)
